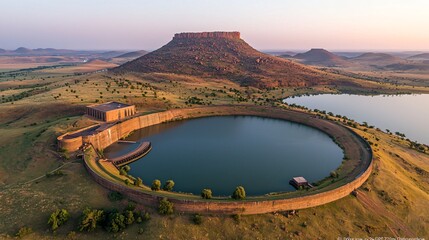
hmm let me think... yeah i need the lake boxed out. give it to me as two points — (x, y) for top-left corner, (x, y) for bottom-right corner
(104, 116), (343, 196)
(284, 94), (429, 144)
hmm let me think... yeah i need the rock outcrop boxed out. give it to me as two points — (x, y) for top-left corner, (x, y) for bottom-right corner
(173, 31), (240, 40)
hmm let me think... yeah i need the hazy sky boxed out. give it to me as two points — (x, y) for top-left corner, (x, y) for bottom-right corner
(1, 0), (428, 51)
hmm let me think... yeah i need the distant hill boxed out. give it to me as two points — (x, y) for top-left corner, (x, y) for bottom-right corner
(14, 47), (32, 54)
(0, 48), (6, 54)
(278, 54), (293, 58)
(407, 53), (429, 61)
(333, 52), (366, 58)
(291, 48), (350, 67)
(113, 32), (340, 88)
(115, 50), (148, 59)
(264, 51), (297, 57)
(109, 50), (150, 64)
(384, 63), (429, 71)
(350, 52), (403, 66)
(99, 51), (128, 59)
(0, 48), (126, 57)
(0, 56), (80, 64)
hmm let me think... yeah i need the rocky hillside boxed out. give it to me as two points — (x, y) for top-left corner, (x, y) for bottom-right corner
(113, 32), (340, 88)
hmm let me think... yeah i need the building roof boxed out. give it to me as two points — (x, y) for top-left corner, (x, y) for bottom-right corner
(87, 101), (133, 112)
(292, 177), (308, 184)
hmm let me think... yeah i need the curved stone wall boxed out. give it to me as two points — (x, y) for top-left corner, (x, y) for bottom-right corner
(57, 124), (99, 151)
(78, 106), (373, 214)
(58, 136), (83, 151)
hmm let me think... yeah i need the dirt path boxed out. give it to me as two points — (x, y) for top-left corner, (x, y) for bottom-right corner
(356, 190), (415, 237)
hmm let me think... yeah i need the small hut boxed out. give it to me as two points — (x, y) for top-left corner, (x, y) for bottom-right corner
(289, 177), (308, 189)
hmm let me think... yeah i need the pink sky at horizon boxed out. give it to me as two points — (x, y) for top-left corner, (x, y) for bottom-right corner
(1, 0), (428, 51)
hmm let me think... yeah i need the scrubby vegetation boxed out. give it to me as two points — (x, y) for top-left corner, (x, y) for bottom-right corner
(232, 186), (246, 200)
(158, 198), (174, 215)
(163, 180), (175, 191)
(151, 179), (161, 191)
(201, 188), (213, 199)
(1, 60), (429, 239)
(47, 209), (70, 231)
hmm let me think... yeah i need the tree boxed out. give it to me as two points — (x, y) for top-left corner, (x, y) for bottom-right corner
(142, 212), (151, 221)
(48, 209), (70, 231)
(163, 180), (175, 191)
(122, 165), (131, 172)
(158, 198), (174, 215)
(124, 210), (135, 225)
(201, 189), (212, 199)
(151, 179), (161, 191)
(192, 214), (202, 225)
(119, 165), (131, 175)
(104, 212), (126, 233)
(119, 169), (127, 176)
(124, 179), (131, 185)
(78, 208), (104, 232)
(108, 191), (124, 201)
(232, 186), (246, 200)
(134, 177), (143, 187)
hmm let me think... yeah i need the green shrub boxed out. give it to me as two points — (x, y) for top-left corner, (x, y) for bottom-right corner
(48, 209), (70, 231)
(125, 202), (136, 211)
(158, 198), (174, 215)
(151, 179), (161, 191)
(15, 227), (33, 238)
(119, 169), (127, 176)
(232, 214), (241, 223)
(134, 177), (143, 187)
(192, 214), (203, 225)
(232, 186), (246, 200)
(125, 179), (131, 185)
(201, 189), (212, 199)
(108, 191), (124, 201)
(78, 208), (104, 232)
(104, 212), (126, 233)
(163, 180), (175, 191)
(122, 165), (131, 172)
(124, 210), (135, 225)
(143, 212), (151, 221)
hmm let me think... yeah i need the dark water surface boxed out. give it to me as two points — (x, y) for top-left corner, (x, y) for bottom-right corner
(284, 94), (429, 144)
(104, 116), (343, 196)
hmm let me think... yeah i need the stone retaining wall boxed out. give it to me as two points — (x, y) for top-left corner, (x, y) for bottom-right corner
(79, 106), (373, 214)
(84, 149), (372, 215)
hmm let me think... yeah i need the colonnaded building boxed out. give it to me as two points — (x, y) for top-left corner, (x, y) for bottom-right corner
(86, 101), (136, 122)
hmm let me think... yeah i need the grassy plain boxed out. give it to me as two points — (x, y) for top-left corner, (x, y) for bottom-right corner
(0, 64), (428, 239)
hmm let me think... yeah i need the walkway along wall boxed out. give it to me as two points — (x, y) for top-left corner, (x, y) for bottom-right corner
(77, 106), (373, 215)
(84, 149), (372, 215)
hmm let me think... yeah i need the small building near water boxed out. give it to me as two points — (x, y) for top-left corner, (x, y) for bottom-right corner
(289, 176), (309, 189)
(86, 101), (136, 122)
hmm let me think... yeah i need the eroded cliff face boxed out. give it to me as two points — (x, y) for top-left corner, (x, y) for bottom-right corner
(173, 32), (241, 40)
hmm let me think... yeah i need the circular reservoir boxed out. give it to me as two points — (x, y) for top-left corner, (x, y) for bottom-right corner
(104, 116), (343, 196)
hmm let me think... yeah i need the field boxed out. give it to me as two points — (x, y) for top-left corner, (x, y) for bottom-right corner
(0, 62), (429, 239)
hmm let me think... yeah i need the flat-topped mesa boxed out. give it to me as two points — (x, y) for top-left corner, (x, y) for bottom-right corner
(173, 31), (241, 40)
